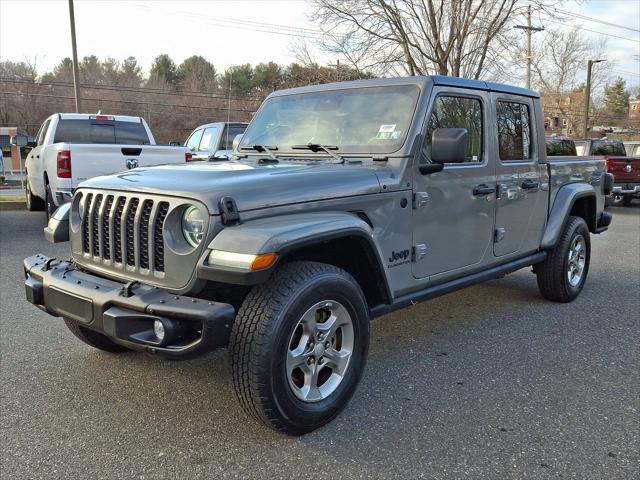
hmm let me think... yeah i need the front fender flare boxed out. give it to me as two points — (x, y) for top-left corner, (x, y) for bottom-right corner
(540, 183), (596, 249)
(197, 212), (391, 295)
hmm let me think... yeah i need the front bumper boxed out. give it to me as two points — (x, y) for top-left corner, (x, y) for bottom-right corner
(611, 184), (640, 195)
(23, 254), (235, 359)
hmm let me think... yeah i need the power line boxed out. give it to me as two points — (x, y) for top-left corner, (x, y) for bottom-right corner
(541, 16), (640, 44)
(0, 90), (257, 113)
(0, 77), (266, 102)
(542, 5), (640, 33)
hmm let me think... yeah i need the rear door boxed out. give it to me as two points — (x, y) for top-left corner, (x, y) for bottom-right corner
(412, 87), (496, 280)
(492, 94), (546, 257)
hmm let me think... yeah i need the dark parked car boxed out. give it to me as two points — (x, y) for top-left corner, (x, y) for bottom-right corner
(546, 136), (577, 156)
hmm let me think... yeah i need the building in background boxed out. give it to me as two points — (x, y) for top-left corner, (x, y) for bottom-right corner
(629, 99), (640, 120)
(540, 92), (586, 137)
(0, 127), (33, 173)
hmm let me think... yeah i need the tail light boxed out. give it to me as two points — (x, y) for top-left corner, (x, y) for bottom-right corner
(57, 150), (72, 178)
(604, 157), (611, 171)
(185, 152), (193, 162)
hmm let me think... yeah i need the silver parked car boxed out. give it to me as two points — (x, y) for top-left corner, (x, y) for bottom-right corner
(185, 122), (248, 161)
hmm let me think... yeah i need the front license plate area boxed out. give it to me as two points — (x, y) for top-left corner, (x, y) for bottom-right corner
(48, 286), (94, 323)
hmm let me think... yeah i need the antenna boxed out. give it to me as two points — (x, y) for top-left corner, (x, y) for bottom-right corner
(226, 70), (232, 148)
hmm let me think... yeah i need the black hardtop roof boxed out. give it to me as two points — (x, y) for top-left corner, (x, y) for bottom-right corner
(268, 75), (539, 99)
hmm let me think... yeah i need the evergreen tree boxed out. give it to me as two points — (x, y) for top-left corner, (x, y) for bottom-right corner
(603, 77), (630, 118)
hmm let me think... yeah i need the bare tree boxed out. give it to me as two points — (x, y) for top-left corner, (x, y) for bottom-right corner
(312, 0), (527, 79)
(529, 26), (610, 133)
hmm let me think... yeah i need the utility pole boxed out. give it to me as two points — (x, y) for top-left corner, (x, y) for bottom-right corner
(583, 59), (606, 138)
(68, 0), (82, 113)
(514, 5), (544, 89)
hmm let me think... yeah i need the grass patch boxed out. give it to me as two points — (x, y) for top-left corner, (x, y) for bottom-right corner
(0, 195), (26, 202)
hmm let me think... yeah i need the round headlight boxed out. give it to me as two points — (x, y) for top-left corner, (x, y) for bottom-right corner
(182, 206), (205, 248)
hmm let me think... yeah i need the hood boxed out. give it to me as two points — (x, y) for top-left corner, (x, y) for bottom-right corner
(78, 159), (383, 214)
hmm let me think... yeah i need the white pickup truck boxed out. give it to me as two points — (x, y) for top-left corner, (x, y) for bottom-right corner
(24, 113), (191, 217)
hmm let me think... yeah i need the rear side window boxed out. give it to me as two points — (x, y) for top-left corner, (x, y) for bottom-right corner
(199, 126), (220, 152)
(591, 141), (626, 156)
(425, 95), (483, 163)
(575, 141), (588, 156)
(546, 139), (577, 156)
(54, 119), (150, 145)
(497, 101), (532, 160)
(220, 124), (247, 150)
(36, 119), (52, 146)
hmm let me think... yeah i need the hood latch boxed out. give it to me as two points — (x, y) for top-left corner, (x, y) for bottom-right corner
(219, 197), (240, 225)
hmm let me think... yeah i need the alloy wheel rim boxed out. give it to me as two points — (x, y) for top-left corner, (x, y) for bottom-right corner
(567, 234), (586, 287)
(286, 300), (354, 402)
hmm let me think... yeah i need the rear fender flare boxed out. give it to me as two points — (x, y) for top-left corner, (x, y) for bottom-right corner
(541, 183), (596, 249)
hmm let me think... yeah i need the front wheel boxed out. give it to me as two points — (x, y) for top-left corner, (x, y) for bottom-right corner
(63, 318), (129, 353)
(229, 261), (370, 435)
(623, 195), (633, 206)
(536, 216), (591, 302)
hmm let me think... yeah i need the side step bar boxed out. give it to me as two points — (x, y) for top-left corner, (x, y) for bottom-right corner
(370, 251), (547, 318)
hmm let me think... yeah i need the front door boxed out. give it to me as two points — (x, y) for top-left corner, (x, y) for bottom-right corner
(412, 88), (496, 280)
(492, 94), (545, 257)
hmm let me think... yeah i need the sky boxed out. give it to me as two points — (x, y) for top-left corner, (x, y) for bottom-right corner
(0, 0), (638, 90)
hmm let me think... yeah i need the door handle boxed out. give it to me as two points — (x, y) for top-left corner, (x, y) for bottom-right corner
(521, 179), (539, 190)
(473, 184), (496, 196)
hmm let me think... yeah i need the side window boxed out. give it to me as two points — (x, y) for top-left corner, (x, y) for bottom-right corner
(425, 96), (483, 163)
(37, 119), (52, 146)
(198, 127), (219, 152)
(186, 129), (203, 151)
(497, 101), (532, 160)
(220, 125), (247, 150)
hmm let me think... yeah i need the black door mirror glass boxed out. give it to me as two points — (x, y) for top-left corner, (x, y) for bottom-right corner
(431, 128), (468, 164)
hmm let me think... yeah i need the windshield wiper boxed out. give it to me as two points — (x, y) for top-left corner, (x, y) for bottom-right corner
(239, 144), (278, 160)
(291, 143), (344, 163)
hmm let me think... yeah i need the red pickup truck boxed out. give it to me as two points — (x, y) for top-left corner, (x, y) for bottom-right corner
(575, 139), (640, 206)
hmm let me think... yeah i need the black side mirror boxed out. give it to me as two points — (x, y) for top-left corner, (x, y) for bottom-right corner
(431, 128), (468, 164)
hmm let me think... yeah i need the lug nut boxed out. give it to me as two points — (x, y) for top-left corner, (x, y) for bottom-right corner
(319, 358), (324, 365)
(307, 358), (314, 365)
(324, 342), (330, 349)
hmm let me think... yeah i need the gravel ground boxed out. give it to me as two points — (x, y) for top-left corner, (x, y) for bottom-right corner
(1, 206), (638, 480)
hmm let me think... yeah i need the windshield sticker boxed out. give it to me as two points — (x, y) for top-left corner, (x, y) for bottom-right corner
(376, 124), (398, 140)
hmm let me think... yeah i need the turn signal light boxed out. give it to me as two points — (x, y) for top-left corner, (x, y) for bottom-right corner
(249, 252), (278, 271)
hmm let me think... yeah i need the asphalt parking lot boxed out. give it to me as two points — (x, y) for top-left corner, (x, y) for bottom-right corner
(1, 206), (638, 479)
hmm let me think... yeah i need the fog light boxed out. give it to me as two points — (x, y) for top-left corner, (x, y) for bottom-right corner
(153, 319), (165, 341)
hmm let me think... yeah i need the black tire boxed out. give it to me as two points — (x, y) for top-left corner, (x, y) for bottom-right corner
(536, 216), (591, 303)
(63, 318), (129, 353)
(45, 182), (55, 220)
(25, 177), (45, 211)
(229, 261), (370, 435)
(623, 195), (633, 206)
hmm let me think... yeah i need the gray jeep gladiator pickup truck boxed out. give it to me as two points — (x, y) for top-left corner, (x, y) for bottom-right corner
(24, 76), (613, 435)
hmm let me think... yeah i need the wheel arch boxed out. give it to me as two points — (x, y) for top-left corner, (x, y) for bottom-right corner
(198, 212), (392, 310)
(541, 184), (597, 249)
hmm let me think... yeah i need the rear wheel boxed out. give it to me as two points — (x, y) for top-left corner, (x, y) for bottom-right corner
(536, 216), (590, 303)
(63, 318), (129, 353)
(229, 261), (370, 435)
(25, 177), (45, 211)
(45, 182), (56, 220)
(605, 193), (623, 207)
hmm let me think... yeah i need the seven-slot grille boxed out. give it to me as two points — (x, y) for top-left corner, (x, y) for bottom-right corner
(81, 193), (169, 273)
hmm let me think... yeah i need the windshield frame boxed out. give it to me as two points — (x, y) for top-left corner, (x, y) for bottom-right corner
(239, 84), (423, 157)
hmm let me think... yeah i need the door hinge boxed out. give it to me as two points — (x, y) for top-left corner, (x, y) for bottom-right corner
(494, 228), (506, 243)
(412, 244), (427, 262)
(413, 191), (429, 209)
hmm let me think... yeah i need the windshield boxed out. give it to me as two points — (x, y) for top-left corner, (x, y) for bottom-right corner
(240, 85), (421, 155)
